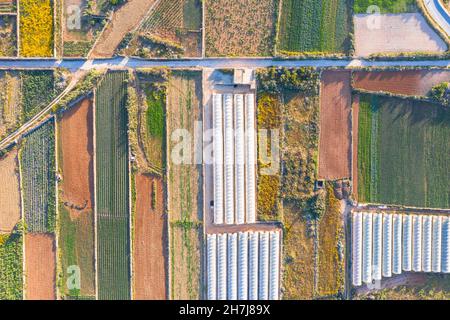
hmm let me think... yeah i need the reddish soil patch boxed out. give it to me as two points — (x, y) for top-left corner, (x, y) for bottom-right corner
(352, 95), (360, 201)
(90, 0), (156, 58)
(318, 70), (352, 180)
(59, 98), (94, 219)
(353, 70), (450, 96)
(133, 173), (167, 300)
(25, 233), (56, 300)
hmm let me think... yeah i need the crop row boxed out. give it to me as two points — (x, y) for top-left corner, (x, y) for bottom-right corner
(278, 0), (350, 54)
(20, 120), (56, 233)
(95, 71), (131, 300)
(357, 94), (450, 209)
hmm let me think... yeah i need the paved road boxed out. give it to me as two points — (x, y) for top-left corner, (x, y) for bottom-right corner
(425, 0), (450, 37)
(0, 57), (449, 71)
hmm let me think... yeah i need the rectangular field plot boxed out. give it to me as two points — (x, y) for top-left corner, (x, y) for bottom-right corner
(0, 149), (21, 233)
(95, 71), (131, 300)
(0, 227), (23, 300)
(277, 0), (351, 54)
(356, 94), (450, 209)
(25, 233), (56, 300)
(133, 174), (167, 300)
(19, 0), (54, 57)
(0, 15), (17, 57)
(57, 99), (95, 299)
(205, 0), (277, 56)
(318, 70), (351, 180)
(21, 120), (56, 233)
(170, 223), (202, 299)
(167, 70), (203, 223)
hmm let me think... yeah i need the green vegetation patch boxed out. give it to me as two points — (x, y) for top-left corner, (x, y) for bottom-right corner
(21, 70), (56, 121)
(278, 0), (351, 54)
(357, 94), (450, 208)
(145, 89), (165, 140)
(354, 0), (417, 13)
(95, 71), (130, 300)
(21, 120), (56, 233)
(58, 205), (95, 299)
(0, 224), (23, 300)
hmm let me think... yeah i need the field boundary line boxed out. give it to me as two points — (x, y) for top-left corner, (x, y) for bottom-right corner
(274, 0), (283, 56)
(92, 88), (98, 301)
(201, 0), (205, 58)
(18, 145), (26, 300)
(127, 114), (133, 300)
(16, 0), (20, 57)
(53, 115), (60, 300)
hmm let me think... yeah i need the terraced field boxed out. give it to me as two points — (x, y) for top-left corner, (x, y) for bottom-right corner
(20, 120), (56, 233)
(357, 94), (450, 208)
(95, 71), (130, 300)
(277, 0), (351, 54)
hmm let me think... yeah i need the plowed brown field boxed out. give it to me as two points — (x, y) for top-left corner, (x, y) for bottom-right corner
(25, 233), (56, 300)
(59, 98), (94, 218)
(318, 70), (352, 180)
(133, 173), (167, 300)
(0, 149), (21, 232)
(353, 70), (450, 96)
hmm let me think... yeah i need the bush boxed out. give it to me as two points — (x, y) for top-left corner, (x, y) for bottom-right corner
(429, 82), (450, 107)
(257, 67), (320, 95)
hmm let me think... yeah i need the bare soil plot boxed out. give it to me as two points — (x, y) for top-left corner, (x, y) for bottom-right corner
(0, 149), (20, 233)
(58, 98), (94, 218)
(205, 0), (277, 56)
(0, 15), (17, 57)
(354, 13), (447, 57)
(25, 233), (56, 300)
(353, 70), (450, 96)
(90, 0), (157, 58)
(58, 98), (95, 298)
(133, 174), (167, 300)
(318, 70), (352, 180)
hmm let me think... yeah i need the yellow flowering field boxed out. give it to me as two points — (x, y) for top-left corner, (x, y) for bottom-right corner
(20, 0), (54, 57)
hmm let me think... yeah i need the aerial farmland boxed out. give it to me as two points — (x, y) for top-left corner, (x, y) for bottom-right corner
(0, 0), (449, 306)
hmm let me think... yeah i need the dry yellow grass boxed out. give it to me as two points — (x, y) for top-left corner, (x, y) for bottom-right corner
(317, 183), (345, 297)
(205, 0), (277, 56)
(283, 202), (315, 299)
(19, 0), (54, 57)
(0, 149), (21, 233)
(0, 71), (21, 138)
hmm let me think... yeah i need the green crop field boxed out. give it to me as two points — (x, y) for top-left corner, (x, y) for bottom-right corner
(357, 94), (450, 209)
(58, 205), (95, 298)
(0, 225), (23, 300)
(95, 71), (131, 300)
(20, 70), (56, 121)
(21, 120), (56, 233)
(277, 0), (351, 54)
(354, 0), (417, 13)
